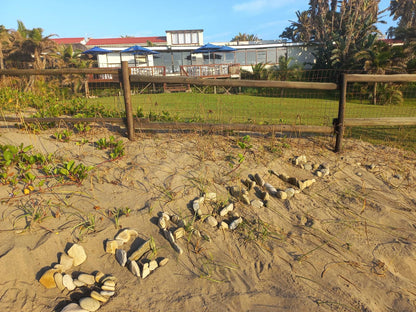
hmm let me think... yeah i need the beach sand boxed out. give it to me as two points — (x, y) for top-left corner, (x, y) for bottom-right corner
(0, 125), (415, 312)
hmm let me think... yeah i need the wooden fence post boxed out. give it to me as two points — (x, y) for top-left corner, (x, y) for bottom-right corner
(121, 61), (134, 141)
(335, 74), (347, 153)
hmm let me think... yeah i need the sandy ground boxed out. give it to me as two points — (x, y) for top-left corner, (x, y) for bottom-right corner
(0, 124), (415, 312)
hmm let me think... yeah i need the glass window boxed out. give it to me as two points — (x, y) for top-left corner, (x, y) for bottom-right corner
(172, 33), (178, 45)
(178, 33), (185, 44)
(246, 51), (256, 65)
(185, 33), (191, 44)
(257, 50), (267, 64)
(235, 51), (246, 65)
(267, 48), (277, 64)
(225, 52), (235, 63)
(191, 32), (198, 44)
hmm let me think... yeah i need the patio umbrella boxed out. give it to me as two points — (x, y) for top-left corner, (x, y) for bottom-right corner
(120, 45), (159, 66)
(192, 43), (236, 64)
(82, 46), (113, 67)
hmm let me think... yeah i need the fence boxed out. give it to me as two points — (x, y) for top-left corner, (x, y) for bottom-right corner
(1, 63), (416, 152)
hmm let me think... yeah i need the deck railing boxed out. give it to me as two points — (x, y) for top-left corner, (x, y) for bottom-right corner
(180, 64), (240, 78)
(87, 66), (166, 82)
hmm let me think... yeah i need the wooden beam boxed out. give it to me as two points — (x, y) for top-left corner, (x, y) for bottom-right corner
(130, 75), (338, 90)
(121, 61), (134, 141)
(344, 117), (416, 127)
(345, 74), (416, 83)
(0, 117), (126, 124)
(0, 68), (119, 76)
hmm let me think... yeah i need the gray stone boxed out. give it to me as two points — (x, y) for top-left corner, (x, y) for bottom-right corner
(163, 229), (175, 244)
(285, 188), (296, 199)
(60, 303), (88, 312)
(293, 155), (307, 166)
(219, 203), (234, 216)
(250, 199), (264, 208)
(254, 173), (265, 186)
(79, 297), (100, 312)
(67, 244), (87, 267)
(62, 274), (76, 291)
(241, 194), (250, 205)
(157, 211), (170, 221)
(264, 183), (277, 195)
(115, 249), (127, 267)
(172, 241), (183, 254)
(142, 263), (150, 279)
(303, 163), (313, 171)
(128, 260), (141, 277)
(206, 216), (218, 227)
(149, 260), (158, 271)
(158, 258), (169, 267)
(128, 239), (151, 262)
(115, 228), (138, 244)
(229, 217), (243, 230)
(94, 271), (105, 284)
(78, 273), (95, 285)
(356, 172), (363, 177)
(278, 173), (289, 182)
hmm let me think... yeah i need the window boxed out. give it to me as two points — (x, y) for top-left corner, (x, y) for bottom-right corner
(178, 33), (185, 44)
(185, 33), (191, 44)
(192, 32), (198, 44)
(172, 33), (178, 45)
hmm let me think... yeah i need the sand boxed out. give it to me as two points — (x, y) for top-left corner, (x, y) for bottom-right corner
(0, 125), (415, 312)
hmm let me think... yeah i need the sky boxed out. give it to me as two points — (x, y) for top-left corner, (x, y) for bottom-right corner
(1, 0), (395, 42)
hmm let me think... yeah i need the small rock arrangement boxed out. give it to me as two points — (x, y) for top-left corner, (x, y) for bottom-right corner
(39, 243), (117, 312)
(104, 228), (169, 279)
(291, 155), (330, 178)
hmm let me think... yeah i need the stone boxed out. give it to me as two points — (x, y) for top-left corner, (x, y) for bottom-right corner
(60, 303), (88, 312)
(250, 199), (264, 208)
(54, 272), (65, 291)
(67, 244), (87, 267)
(242, 179), (256, 190)
(62, 274), (76, 291)
(157, 211), (170, 221)
(101, 285), (115, 291)
(142, 263), (150, 279)
(59, 253), (74, 272)
(128, 260), (141, 277)
(103, 280), (116, 287)
(316, 170), (323, 178)
(241, 194), (250, 205)
(90, 290), (108, 303)
(158, 216), (167, 229)
(285, 188), (296, 199)
(171, 214), (180, 224)
(100, 290), (115, 297)
(163, 229), (175, 244)
(253, 173), (265, 186)
(54, 264), (65, 272)
(105, 239), (122, 254)
(288, 177), (299, 187)
(158, 258), (169, 267)
(356, 172), (363, 177)
(115, 228), (138, 244)
(219, 221), (229, 230)
(95, 271), (105, 283)
(320, 168), (330, 176)
(206, 215), (218, 227)
(219, 203), (234, 216)
(173, 227), (185, 240)
(115, 249), (127, 267)
(278, 173), (289, 182)
(293, 155), (307, 166)
(39, 268), (57, 289)
(260, 191), (269, 201)
(299, 179), (316, 190)
(73, 279), (86, 287)
(79, 297), (100, 312)
(229, 217), (243, 230)
(128, 239), (151, 262)
(172, 241), (183, 254)
(204, 192), (217, 201)
(149, 260), (158, 271)
(264, 183), (277, 195)
(78, 273), (95, 285)
(101, 275), (117, 284)
(229, 186), (241, 198)
(303, 163), (313, 171)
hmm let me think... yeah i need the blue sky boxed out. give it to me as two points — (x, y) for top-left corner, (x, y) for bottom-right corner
(1, 0), (395, 42)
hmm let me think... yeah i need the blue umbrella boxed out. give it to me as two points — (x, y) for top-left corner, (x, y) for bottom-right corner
(121, 45), (159, 55)
(82, 46), (113, 55)
(216, 45), (236, 52)
(192, 44), (236, 64)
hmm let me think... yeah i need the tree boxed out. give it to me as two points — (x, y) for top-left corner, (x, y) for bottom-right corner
(388, 0), (416, 41)
(231, 33), (259, 42)
(280, 0), (382, 69)
(0, 25), (12, 70)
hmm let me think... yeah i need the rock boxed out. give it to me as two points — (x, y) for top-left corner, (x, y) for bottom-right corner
(149, 260), (158, 271)
(90, 290), (108, 303)
(60, 303), (88, 312)
(356, 172), (363, 177)
(193, 197), (205, 215)
(219, 203), (234, 216)
(101, 284), (115, 291)
(115, 249), (127, 267)
(316, 170), (323, 178)
(54, 272), (65, 291)
(241, 194), (250, 205)
(320, 168), (330, 176)
(79, 297), (100, 312)
(101, 275), (117, 283)
(260, 191), (269, 201)
(253, 173), (265, 187)
(172, 241), (183, 254)
(67, 244), (87, 267)
(73, 279), (86, 287)
(278, 173), (289, 182)
(299, 179), (316, 190)
(303, 163), (313, 171)
(292, 155), (307, 166)
(128, 239), (151, 262)
(39, 268), (57, 289)
(250, 199), (264, 208)
(394, 174), (401, 179)
(158, 258), (169, 267)
(173, 227), (185, 240)
(264, 183), (277, 195)
(103, 280), (116, 287)
(54, 264), (65, 272)
(285, 188), (296, 199)
(171, 214), (180, 224)
(288, 177), (299, 187)
(158, 216), (167, 230)
(78, 273), (95, 285)
(229, 186), (241, 198)
(62, 274), (76, 291)
(205, 216), (218, 227)
(219, 221), (229, 230)
(204, 192), (217, 201)
(276, 190), (287, 200)
(157, 211), (170, 221)
(95, 271), (105, 283)
(229, 217), (243, 230)
(59, 253), (74, 272)
(105, 239), (122, 254)
(163, 229), (175, 244)
(128, 260), (141, 277)
(100, 290), (115, 297)
(142, 263), (150, 279)
(242, 179), (256, 190)
(115, 228), (138, 244)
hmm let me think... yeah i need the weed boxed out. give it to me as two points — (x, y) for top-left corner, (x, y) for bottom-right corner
(76, 138), (89, 146)
(13, 199), (52, 230)
(54, 129), (73, 142)
(109, 140), (125, 160)
(55, 160), (93, 183)
(109, 207), (131, 229)
(74, 122), (91, 134)
(72, 213), (97, 240)
(226, 135), (253, 175)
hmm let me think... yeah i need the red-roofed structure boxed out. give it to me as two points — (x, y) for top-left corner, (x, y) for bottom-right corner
(51, 37), (86, 45)
(86, 36), (167, 48)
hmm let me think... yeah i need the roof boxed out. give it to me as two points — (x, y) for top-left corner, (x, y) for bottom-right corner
(86, 36), (166, 46)
(51, 37), (86, 44)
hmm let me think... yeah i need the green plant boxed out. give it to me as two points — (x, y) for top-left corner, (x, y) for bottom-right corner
(74, 122), (91, 134)
(226, 135), (253, 175)
(72, 213), (97, 240)
(76, 138), (89, 146)
(13, 199), (52, 230)
(109, 207), (131, 229)
(109, 140), (125, 160)
(56, 160), (93, 183)
(54, 129), (73, 142)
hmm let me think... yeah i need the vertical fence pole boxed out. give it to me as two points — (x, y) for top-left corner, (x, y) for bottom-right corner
(335, 74), (347, 152)
(121, 61), (134, 141)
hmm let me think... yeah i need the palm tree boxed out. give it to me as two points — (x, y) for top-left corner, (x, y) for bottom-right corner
(231, 33), (259, 42)
(0, 25), (11, 70)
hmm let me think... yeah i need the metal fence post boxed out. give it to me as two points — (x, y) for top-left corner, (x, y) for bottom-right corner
(335, 74), (347, 152)
(121, 61), (134, 141)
